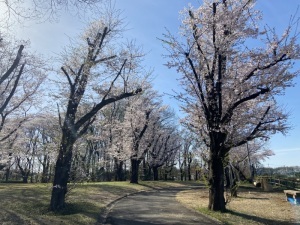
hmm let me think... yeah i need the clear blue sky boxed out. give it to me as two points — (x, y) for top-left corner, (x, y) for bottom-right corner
(7, 0), (300, 168)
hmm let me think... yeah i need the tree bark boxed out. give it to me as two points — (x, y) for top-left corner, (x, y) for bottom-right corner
(50, 135), (74, 211)
(41, 155), (50, 183)
(188, 163), (191, 181)
(114, 159), (124, 181)
(208, 154), (226, 211)
(153, 166), (159, 181)
(130, 158), (140, 183)
(208, 132), (227, 212)
(5, 167), (10, 182)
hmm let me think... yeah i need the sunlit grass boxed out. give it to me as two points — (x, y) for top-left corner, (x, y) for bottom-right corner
(176, 184), (299, 225)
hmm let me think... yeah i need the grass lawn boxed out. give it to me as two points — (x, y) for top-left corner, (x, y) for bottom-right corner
(0, 182), (152, 225)
(176, 184), (300, 225)
(0, 180), (195, 225)
(2, 180), (298, 225)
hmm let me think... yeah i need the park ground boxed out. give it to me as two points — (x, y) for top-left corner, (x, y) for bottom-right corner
(0, 181), (299, 225)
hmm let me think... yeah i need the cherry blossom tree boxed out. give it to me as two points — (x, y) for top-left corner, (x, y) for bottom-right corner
(0, 0), (105, 26)
(148, 127), (180, 181)
(178, 130), (196, 181)
(163, 0), (300, 211)
(100, 100), (129, 181)
(0, 112), (59, 182)
(0, 34), (46, 142)
(50, 14), (143, 210)
(225, 140), (273, 197)
(123, 91), (155, 184)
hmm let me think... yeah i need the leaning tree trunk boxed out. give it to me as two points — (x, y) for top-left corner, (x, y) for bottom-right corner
(50, 135), (75, 211)
(130, 158), (140, 184)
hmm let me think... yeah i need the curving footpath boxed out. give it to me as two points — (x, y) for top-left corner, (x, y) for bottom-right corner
(102, 186), (222, 225)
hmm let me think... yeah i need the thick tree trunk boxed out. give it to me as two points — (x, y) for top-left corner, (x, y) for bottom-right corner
(114, 160), (124, 181)
(208, 154), (226, 211)
(153, 166), (159, 181)
(130, 158), (140, 183)
(208, 131), (228, 212)
(18, 166), (30, 183)
(50, 138), (74, 211)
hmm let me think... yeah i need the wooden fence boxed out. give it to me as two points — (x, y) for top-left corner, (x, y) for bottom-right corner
(256, 176), (300, 190)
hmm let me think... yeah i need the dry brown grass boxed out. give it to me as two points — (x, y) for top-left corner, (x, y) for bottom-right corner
(176, 184), (300, 225)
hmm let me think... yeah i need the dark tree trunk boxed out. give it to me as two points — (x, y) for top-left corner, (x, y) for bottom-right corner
(5, 169), (9, 181)
(5, 167), (10, 182)
(41, 156), (50, 183)
(114, 160), (124, 181)
(30, 157), (35, 183)
(188, 163), (191, 181)
(164, 172), (168, 181)
(147, 165), (152, 180)
(142, 159), (148, 181)
(22, 174), (29, 183)
(153, 166), (159, 181)
(251, 164), (255, 181)
(208, 154), (226, 211)
(130, 158), (140, 184)
(16, 158), (30, 183)
(188, 152), (192, 181)
(180, 167), (184, 181)
(50, 137), (74, 211)
(208, 132), (227, 212)
(195, 170), (199, 181)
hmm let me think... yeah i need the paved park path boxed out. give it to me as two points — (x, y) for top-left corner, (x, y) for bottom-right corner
(104, 186), (222, 225)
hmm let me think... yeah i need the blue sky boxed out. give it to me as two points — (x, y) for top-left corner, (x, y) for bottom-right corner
(6, 0), (300, 168)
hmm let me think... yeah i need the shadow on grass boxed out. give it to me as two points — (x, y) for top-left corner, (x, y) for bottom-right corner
(57, 201), (99, 216)
(226, 209), (299, 225)
(78, 183), (141, 195)
(137, 182), (161, 190)
(237, 196), (270, 200)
